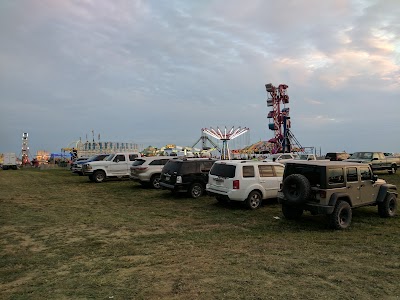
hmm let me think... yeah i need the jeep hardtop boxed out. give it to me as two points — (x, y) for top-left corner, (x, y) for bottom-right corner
(278, 160), (397, 229)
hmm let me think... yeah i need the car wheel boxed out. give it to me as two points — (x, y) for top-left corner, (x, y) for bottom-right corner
(150, 174), (161, 189)
(388, 165), (397, 174)
(246, 191), (262, 210)
(329, 200), (352, 230)
(378, 194), (397, 218)
(88, 174), (95, 182)
(282, 204), (303, 220)
(93, 170), (106, 183)
(189, 183), (204, 198)
(282, 174), (311, 204)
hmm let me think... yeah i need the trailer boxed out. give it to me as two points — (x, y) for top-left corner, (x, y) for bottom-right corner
(3, 153), (18, 170)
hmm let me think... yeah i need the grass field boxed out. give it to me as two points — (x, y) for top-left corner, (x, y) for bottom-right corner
(1, 167), (399, 299)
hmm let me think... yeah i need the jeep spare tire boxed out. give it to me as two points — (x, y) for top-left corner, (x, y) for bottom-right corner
(282, 174), (311, 204)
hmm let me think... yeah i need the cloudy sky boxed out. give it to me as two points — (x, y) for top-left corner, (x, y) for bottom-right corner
(0, 0), (399, 156)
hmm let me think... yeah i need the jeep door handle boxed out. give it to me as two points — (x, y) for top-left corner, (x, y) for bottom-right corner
(259, 181), (266, 183)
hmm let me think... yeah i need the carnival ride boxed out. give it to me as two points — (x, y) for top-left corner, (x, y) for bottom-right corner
(202, 126), (249, 160)
(20, 133), (32, 165)
(265, 83), (303, 154)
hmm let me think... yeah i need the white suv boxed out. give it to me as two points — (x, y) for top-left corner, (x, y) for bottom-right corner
(130, 156), (174, 189)
(206, 160), (284, 209)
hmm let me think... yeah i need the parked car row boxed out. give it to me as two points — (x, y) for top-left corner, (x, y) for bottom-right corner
(70, 153), (398, 230)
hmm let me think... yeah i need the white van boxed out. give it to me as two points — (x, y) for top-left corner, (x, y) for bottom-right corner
(206, 160), (284, 209)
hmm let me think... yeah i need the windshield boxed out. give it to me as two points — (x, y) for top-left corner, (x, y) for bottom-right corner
(106, 154), (115, 161)
(295, 155), (308, 160)
(349, 152), (372, 159)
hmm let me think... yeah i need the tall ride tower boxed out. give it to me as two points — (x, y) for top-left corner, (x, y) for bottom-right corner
(21, 132), (31, 165)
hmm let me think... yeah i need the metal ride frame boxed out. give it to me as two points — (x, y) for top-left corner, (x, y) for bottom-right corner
(265, 83), (303, 154)
(202, 126), (249, 160)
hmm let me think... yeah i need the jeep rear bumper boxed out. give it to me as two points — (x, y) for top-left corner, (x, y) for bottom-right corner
(304, 203), (335, 215)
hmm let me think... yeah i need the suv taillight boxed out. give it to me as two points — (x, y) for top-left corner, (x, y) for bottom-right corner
(233, 180), (240, 189)
(320, 190), (326, 198)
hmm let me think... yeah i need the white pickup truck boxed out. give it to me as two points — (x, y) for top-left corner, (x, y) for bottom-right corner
(82, 152), (140, 183)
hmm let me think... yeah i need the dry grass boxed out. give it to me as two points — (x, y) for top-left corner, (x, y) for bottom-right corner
(1, 168), (399, 299)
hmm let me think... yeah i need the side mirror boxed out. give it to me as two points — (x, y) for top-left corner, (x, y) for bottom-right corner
(372, 175), (378, 182)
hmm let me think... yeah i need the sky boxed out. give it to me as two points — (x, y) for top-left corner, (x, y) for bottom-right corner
(0, 0), (399, 156)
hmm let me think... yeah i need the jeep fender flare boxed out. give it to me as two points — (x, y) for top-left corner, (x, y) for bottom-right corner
(376, 184), (398, 203)
(328, 193), (352, 207)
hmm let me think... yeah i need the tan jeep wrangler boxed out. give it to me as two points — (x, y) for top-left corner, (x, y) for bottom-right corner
(278, 161), (398, 229)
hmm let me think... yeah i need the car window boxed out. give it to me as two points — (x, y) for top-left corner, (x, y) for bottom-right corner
(181, 162), (196, 174)
(132, 159), (145, 166)
(274, 166), (284, 177)
(210, 163), (236, 178)
(163, 161), (182, 173)
(129, 154), (138, 161)
(114, 154), (125, 162)
(200, 161), (214, 172)
(328, 168), (344, 184)
(360, 167), (372, 180)
(346, 167), (358, 182)
(243, 166), (255, 178)
(149, 159), (161, 165)
(160, 159), (171, 165)
(258, 165), (274, 177)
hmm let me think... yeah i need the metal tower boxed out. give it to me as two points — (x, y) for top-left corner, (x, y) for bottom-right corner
(265, 83), (303, 153)
(21, 132), (31, 165)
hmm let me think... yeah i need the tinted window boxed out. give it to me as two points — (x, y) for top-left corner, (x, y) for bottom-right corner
(210, 163), (236, 178)
(129, 154), (138, 161)
(346, 167), (358, 182)
(360, 167), (372, 180)
(149, 159), (162, 165)
(274, 166), (284, 177)
(328, 168), (344, 184)
(180, 162), (196, 174)
(243, 166), (255, 178)
(94, 155), (108, 161)
(162, 161), (182, 173)
(114, 154), (125, 162)
(258, 165), (274, 177)
(132, 159), (146, 166)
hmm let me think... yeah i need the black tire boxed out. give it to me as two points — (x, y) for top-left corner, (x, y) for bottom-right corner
(188, 183), (204, 199)
(88, 174), (95, 182)
(246, 191), (262, 210)
(93, 170), (106, 183)
(388, 165), (397, 174)
(282, 204), (303, 220)
(378, 194), (397, 218)
(282, 174), (311, 204)
(150, 174), (161, 189)
(329, 200), (352, 230)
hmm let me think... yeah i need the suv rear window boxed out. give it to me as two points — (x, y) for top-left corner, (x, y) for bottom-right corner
(132, 159), (145, 166)
(210, 163), (236, 178)
(163, 161), (182, 173)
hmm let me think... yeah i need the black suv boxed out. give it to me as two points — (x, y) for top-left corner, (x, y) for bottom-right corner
(159, 158), (216, 198)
